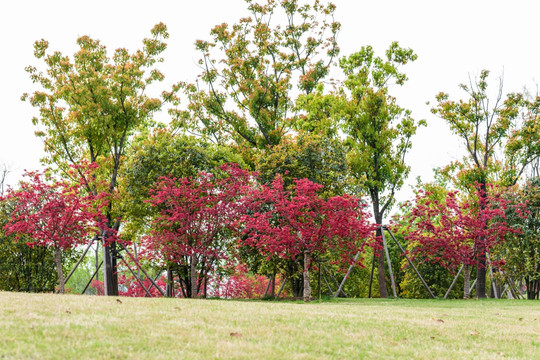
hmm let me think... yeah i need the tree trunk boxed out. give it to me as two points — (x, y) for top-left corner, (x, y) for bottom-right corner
(270, 272), (276, 298)
(376, 225), (389, 298)
(476, 182), (488, 298)
(303, 250), (311, 302)
(190, 255), (198, 298)
(54, 246), (65, 294)
(166, 267), (174, 297)
(463, 263), (470, 299)
(372, 198), (388, 298)
(476, 255), (487, 298)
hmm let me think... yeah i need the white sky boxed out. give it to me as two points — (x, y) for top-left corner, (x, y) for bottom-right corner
(1, 0), (539, 215)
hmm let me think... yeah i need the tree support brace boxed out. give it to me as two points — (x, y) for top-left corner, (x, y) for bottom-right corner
(383, 226), (435, 299)
(58, 236), (97, 293)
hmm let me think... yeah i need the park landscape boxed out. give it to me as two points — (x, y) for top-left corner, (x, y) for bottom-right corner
(1, 0), (540, 358)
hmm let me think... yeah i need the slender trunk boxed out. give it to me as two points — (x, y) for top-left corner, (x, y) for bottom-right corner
(375, 223), (388, 298)
(190, 255), (198, 298)
(54, 246), (65, 294)
(303, 250), (311, 302)
(463, 263), (470, 299)
(166, 267), (174, 297)
(372, 195), (388, 298)
(476, 182), (488, 298)
(103, 243), (114, 296)
(270, 272), (276, 298)
(476, 256), (487, 298)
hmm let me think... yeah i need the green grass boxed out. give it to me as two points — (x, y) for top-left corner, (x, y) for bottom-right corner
(1, 292), (539, 359)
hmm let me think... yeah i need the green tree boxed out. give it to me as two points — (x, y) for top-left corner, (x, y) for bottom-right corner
(168, 0), (340, 160)
(431, 70), (526, 298)
(503, 178), (540, 299)
(255, 132), (348, 194)
(324, 42), (423, 297)
(23, 23), (169, 295)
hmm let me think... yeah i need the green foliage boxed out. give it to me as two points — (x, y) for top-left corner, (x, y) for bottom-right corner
(23, 23), (169, 216)
(0, 233), (57, 292)
(501, 178), (540, 298)
(255, 132), (348, 195)
(431, 70), (525, 190)
(169, 0), (340, 154)
(334, 42), (424, 221)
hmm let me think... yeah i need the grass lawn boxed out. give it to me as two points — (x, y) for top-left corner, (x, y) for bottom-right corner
(0, 292), (539, 359)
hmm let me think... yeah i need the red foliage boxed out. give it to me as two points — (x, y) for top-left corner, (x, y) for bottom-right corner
(2, 169), (107, 250)
(91, 275), (167, 297)
(239, 175), (373, 265)
(208, 264), (288, 299)
(144, 164), (251, 270)
(118, 274), (167, 297)
(403, 186), (520, 271)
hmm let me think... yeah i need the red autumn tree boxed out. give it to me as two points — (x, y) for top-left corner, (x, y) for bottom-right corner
(239, 175), (373, 301)
(145, 164), (251, 298)
(2, 170), (107, 293)
(404, 186), (519, 298)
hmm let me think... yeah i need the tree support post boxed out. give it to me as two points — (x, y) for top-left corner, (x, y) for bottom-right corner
(118, 255), (153, 297)
(486, 253), (499, 299)
(323, 266), (347, 297)
(82, 260), (103, 295)
(444, 264), (463, 299)
(118, 243), (166, 296)
(384, 227), (435, 299)
(380, 228), (397, 298)
(59, 236), (97, 293)
(368, 254), (376, 298)
(322, 273), (335, 297)
(276, 278), (287, 298)
(334, 250), (362, 298)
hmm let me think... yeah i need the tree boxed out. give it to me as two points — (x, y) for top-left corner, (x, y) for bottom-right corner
(0, 200), (59, 292)
(314, 42), (423, 297)
(145, 164), (250, 298)
(404, 186), (518, 299)
(23, 23), (169, 295)
(431, 70), (526, 297)
(168, 0), (340, 157)
(121, 130), (245, 241)
(503, 178), (540, 299)
(2, 170), (106, 293)
(239, 175), (372, 301)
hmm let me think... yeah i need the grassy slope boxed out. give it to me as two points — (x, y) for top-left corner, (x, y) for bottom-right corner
(1, 292), (539, 359)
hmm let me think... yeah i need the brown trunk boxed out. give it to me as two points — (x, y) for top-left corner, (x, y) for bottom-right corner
(166, 267), (174, 297)
(190, 255), (198, 298)
(303, 250), (311, 302)
(463, 263), (470, 299)
(375, 226), (389, 298)
(54, 246), (65, 294)
(270, 273), (276, 298)
(476, 182), (487, 298)
(476, 258), (487, 298)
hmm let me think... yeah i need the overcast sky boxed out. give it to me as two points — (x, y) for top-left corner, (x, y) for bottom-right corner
(1, 0), (539, 211)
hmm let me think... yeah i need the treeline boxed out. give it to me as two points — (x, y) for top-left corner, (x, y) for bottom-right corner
(1, 0), (539, 300)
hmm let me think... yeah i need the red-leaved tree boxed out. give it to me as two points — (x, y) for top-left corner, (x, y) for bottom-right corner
(404, 186), (519, 298)
(2, 170), (107, 293)
(239, 175), (373, 301)
(145, 164), (251, 298)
